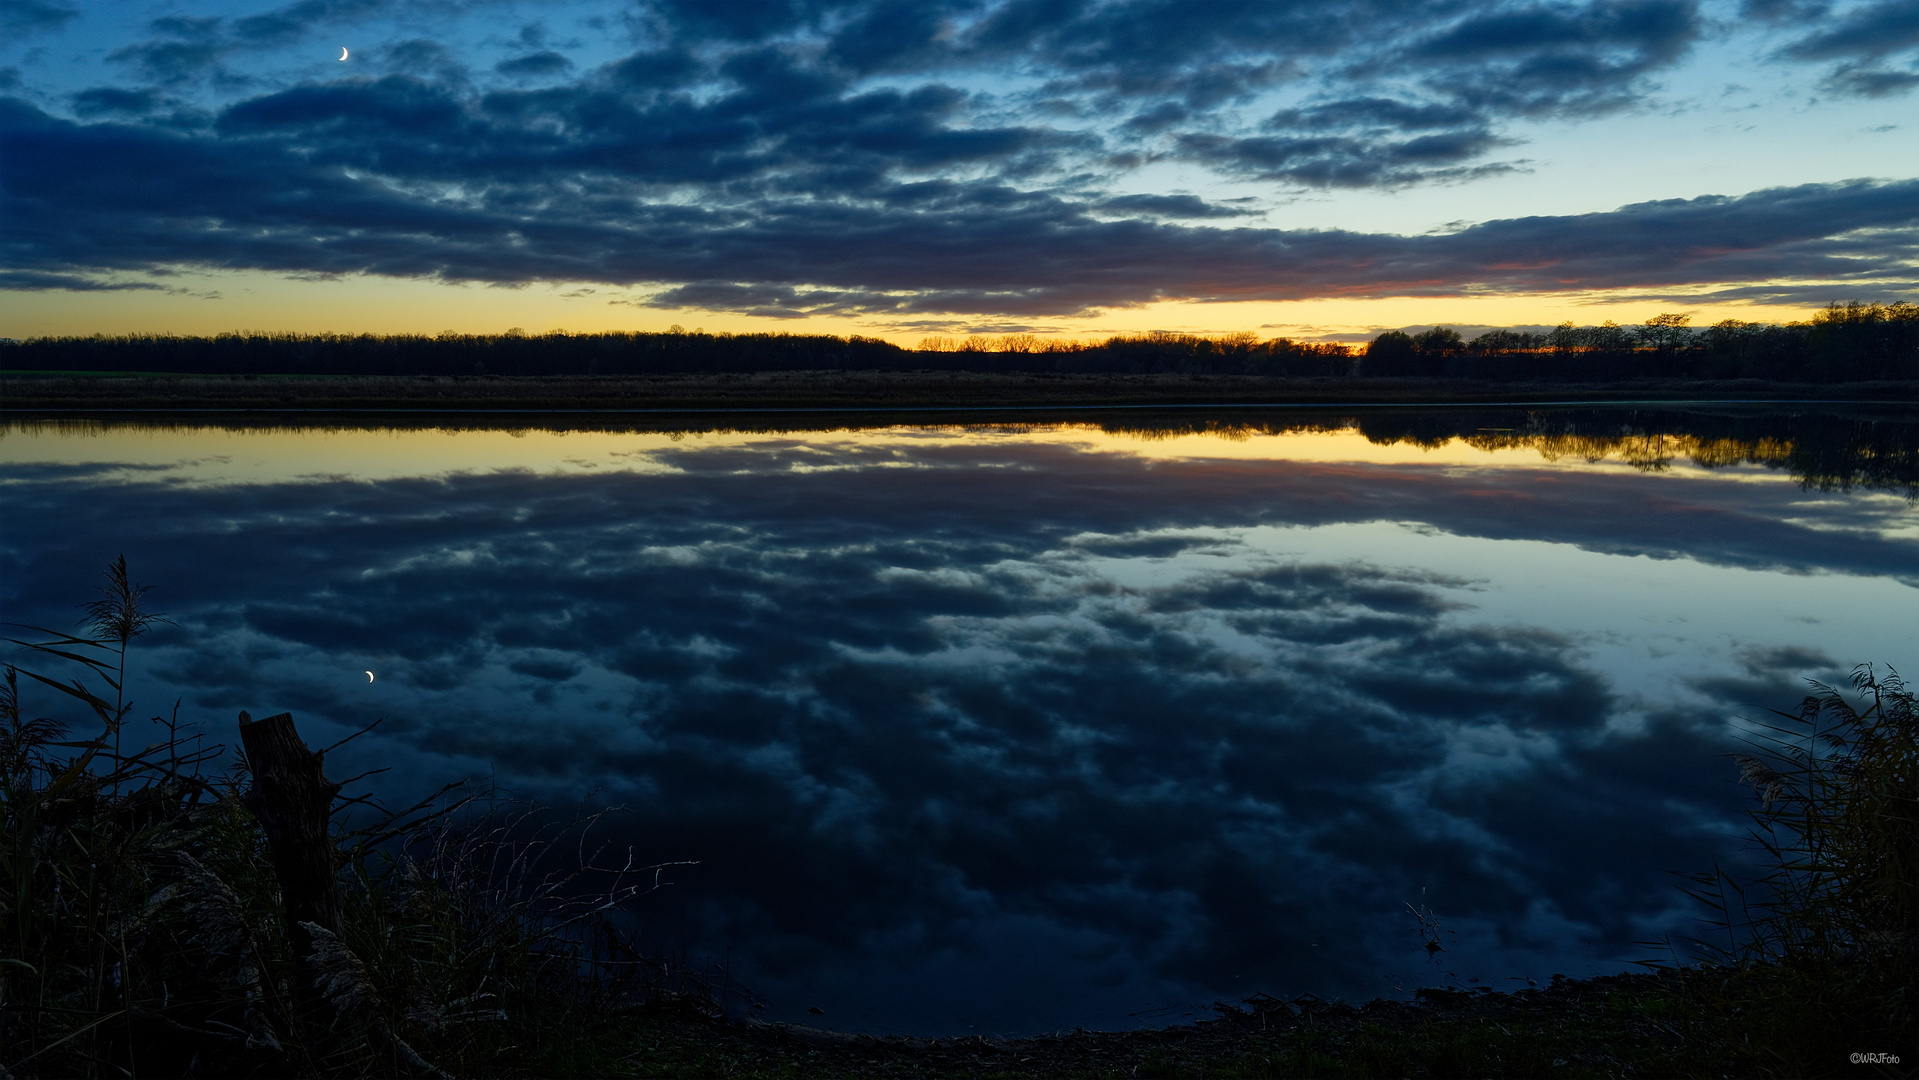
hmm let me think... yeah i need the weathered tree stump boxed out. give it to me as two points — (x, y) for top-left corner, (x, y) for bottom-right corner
(237, 711), (342, 968)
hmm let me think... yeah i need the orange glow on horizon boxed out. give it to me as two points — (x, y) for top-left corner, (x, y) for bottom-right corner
(0, 268), (1843, 347)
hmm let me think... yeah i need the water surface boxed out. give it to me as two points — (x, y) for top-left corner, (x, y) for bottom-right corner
(4, 407), (1915, 1035)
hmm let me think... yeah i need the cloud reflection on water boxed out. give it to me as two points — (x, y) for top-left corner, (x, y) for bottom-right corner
(2, 416), (1914, 1033)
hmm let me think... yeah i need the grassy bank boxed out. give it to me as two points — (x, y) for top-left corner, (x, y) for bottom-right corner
(6, 370), (1919, 413)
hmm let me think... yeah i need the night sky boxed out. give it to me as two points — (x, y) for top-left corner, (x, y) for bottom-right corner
(3, 0), (1917, 340)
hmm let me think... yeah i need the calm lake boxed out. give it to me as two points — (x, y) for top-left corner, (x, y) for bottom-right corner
(4, 406), (1916, 1035)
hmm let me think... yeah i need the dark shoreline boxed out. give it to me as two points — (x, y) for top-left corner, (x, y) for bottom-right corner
(619, 967), (1809, 1078)
(6, 370), (1919, 414)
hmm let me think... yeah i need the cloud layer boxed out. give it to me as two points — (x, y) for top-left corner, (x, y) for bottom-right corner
(2, 0), (1915, 316)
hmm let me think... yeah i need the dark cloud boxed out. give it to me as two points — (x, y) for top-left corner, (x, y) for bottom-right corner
(0, 269), (164, 290)
(71, 86), (163, 117)
(976, 0), (1702, 122)
(219, 76), (467, 137)
(231, 0), (386, 44)
(1266, 97), (1485, 132)
(645, 0), (829, 43)
(1120, 101), (1188, 133)
(39, 2), (1715, 194)
(6, 89), (1912, 314)
(495, 51), (572, 78)
(1740, 0), (1827, 19)
(1176, 129), (1514, 188)
(1826, 67), (1919, 95)
(107, 37), (231, 86)
(1779, 0), (1919, 61)
(0, 0), (76, 35)
(149, 14), (223, 40)
(1409, 0), (1699, 116)
(820, 0), (960, 75)
(603, 46), (703, 89)
(1233, 94), (1528, 187)
(1597, 279), (1919, 305)
(641, 280), (849, 317)
(1771, 0), (1919, 97)
(962, 0), (1361, 106)
(1092, 193), (1254, 218)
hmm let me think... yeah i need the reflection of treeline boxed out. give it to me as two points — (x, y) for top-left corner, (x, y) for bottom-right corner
(1380, 410), (1919, 495)
(0, 329), (1355, 377)
(1363, 302), (1919, 381)
(14, 405), (1916, 496)
(1100, 407), (1919, 496)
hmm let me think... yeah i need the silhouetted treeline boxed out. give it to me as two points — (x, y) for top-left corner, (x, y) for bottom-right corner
(0, 329), (908, 377)
(5, 301), (1914, 381)
(1363, 302), (1919, 381)
(0, 328), (1353, 377)
(911, 331), (1357, 376)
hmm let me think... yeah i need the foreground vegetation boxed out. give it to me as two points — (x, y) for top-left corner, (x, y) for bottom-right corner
(3, 561), (1914, 1076)
(0, 560), (712, 1078)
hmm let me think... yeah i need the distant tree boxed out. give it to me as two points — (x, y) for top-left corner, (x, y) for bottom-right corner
(1807, 300), (1919, 381)
(1396, 327), (1460, 377)
(1547, 321), (1584, 355)
(1638, 312), (1694, 351)
(1589, 321), (1634, 353)
(1256, 337), (1356, 377)
(1697, 318), (1763, 378)
(1463, 329), (1546, 380)
(1467, 330), (1537, 352)
(1363, 330), (1417, 376)
(1412, 327), (1464, 356)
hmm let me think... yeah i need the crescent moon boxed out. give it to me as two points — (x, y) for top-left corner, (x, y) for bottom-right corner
(365, 670), (375, 682)
(339, 47), (349, 61)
